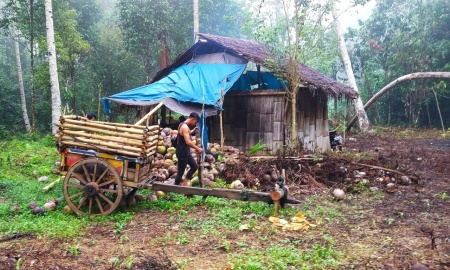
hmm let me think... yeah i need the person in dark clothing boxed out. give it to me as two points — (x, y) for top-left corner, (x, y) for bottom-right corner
(175, 112), (203, 186)
(86, 112), (96, 121)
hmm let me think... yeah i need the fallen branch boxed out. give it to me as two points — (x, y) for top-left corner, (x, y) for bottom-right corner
(351, 162), (407, 176)
(42, 177), (61, 191)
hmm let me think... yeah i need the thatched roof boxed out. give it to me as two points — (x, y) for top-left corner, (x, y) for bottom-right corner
(151, 33), (358, 99)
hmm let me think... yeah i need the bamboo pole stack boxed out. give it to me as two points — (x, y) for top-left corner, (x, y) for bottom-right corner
(55, 115), (161, 159)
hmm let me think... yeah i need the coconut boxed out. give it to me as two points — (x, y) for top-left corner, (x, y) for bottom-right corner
(162, 127), (171, 136)
(332, 188), (345, 200)
(156, 146), (167, 155)
(164, 141), (172, 149)
(38, 176), (48, 182)
(202, 178), (215, 187)
(159, 168), (169, 179)
(203, 162), (212, 169)
(225, 158), (237, 166)
(119, 197), (127, 207)
(156, 191), (166, 198)
(147, 194), (158, 201)
(33, 207), (45, 215)
(28, 201), (37, 209)
(10, 203), (20, 212)
(218, 163), (226, 173)
(210, 151), (219, 160)
(399, 175), (412, 185)
(43, 201), (56, 211)
(271, 172), (278, 181)
(134, 194), (144, 201)
(157, 140), (165, 147)
(63, 205), (73, 214)
(156, 173), (166, 182)
(126, 196), (136, 206)
(167, 147), (176, 155)
(163, 159), (175, 169)
(164, 178), (176, 185)
(190, 176), (200, 186)
(168, 165), (178, 176)
(230, 180), (244, 190)
(205, 154), (215, 163)
(262, 174), (271, 183)
(154, 159), (164, 168)
(210, 168), (219, 176)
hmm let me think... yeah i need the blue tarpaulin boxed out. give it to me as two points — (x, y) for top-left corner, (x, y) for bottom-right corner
(105, 62), (246, 109)
(230, 71), (285, 91)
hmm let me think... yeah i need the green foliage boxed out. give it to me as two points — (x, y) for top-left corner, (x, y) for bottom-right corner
(248, 139), (267, 156)
(349, 0), (450, 128)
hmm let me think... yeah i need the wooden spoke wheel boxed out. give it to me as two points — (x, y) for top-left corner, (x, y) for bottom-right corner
(63, 158), (123, 216)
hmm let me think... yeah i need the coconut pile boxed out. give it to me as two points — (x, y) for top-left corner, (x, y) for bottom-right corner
(151, 127), (243, 187)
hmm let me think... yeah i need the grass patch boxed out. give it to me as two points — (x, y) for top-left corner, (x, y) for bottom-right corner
(0, 135), (345, 269)
(0, 135), (139, 238)
(228, 242), (340, 269)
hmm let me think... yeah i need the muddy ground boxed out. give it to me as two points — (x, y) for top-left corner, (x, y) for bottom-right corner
(1, 129), (449, 269)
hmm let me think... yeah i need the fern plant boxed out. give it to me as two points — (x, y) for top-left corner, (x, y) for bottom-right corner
(248, 140), (267, 156)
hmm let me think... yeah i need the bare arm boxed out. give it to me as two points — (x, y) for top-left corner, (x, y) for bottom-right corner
(180, 124), (203, 153)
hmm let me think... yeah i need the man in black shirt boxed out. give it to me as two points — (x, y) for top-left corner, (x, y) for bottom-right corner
(175, 112), (203, 186)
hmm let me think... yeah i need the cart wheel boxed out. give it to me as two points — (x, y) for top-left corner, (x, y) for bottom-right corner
(63, 158), (123, 216)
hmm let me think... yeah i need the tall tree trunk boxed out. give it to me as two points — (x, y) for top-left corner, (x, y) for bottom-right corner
(14, 27), (31, 132)
(193, 0), (199, 42)
(45, 0), (61, 135)
(30, 0), (36, 132)
(332, 4), (370, 132)
(346, 72), (450, 131)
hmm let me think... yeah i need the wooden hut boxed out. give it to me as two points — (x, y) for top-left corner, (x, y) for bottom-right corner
(149, 33), (358, 154)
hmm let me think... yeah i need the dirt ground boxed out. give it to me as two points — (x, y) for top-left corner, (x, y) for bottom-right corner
(1, 129), (449, 269)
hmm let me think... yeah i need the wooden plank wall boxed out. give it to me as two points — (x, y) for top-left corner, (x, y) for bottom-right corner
(209, 90), (331, 154)
(295, 90), (330, 152)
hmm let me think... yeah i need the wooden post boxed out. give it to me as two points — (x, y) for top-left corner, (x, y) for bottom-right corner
(219, 88), (224, 149)
(135, 102), (164, 126)
(270, 189), (285, 217)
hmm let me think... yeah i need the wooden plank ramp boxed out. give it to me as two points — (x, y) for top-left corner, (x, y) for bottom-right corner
(150, 183), (301, 205)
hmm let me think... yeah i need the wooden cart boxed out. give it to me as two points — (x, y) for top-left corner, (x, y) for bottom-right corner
(55, 115), (300, 216)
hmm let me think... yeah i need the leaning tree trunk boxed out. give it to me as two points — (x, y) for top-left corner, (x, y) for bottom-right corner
(45, 0), (61, 135)
(332, 4), (370, 132)
(346, 72), (450, 131)
(14, 27), (31, 132)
